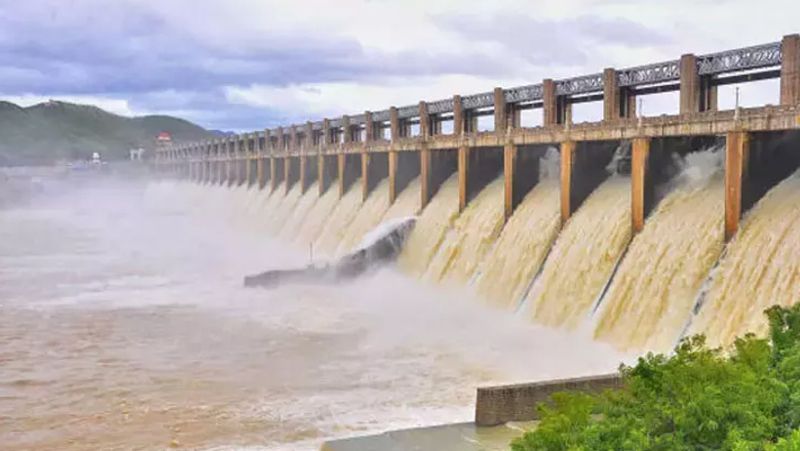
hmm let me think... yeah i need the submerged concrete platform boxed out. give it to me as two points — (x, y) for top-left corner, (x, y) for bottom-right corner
(320, 373), (621, 450)
(320, 421), (536, 451)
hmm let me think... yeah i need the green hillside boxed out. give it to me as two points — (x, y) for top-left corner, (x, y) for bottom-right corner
(0, 100), (214, 165)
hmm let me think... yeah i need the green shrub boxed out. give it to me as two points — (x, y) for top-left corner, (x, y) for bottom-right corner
(511, 304), (800, 451)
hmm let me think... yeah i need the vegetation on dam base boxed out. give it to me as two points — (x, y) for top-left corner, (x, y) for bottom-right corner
(512, 304), (800, 451)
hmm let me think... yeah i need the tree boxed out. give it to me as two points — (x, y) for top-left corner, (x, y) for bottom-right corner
(511, 304), (800, 451)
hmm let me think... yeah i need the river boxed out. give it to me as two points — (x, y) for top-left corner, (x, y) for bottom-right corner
(0, 176), (622, 450)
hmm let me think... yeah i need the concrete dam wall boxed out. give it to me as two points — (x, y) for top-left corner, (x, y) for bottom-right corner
(152, 127), (800, 354)
(155, 33), (800, 354)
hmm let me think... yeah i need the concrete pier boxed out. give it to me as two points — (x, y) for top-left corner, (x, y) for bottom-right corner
(559, 141), (575, 223)
(782, 35), (800, 106)
(725, 131), (749, 240)
(459, 146), (503, 212)
(631, 137), (650, 233)
(338, 153), (360, 197)
(362, 151), (388, 200)
(504, 144), (546, 220)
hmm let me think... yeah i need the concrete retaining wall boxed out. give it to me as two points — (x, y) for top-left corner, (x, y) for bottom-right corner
(474, 373), (622, 426)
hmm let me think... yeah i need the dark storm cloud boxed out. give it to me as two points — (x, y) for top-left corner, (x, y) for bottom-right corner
(0, 1), (512, 96)
(0, 1), (671, 131)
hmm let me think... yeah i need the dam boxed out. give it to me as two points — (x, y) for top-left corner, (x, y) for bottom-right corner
(142, 34), (800, 448)
(159, 34), (800, 353)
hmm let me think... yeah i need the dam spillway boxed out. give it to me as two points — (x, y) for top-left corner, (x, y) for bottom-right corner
(157, 34), (800, 354)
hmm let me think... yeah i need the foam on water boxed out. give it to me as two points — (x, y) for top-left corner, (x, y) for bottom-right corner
(0, 178), (626, 450)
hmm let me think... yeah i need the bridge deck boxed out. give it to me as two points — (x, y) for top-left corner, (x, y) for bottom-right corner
(327, 105), (800, 154)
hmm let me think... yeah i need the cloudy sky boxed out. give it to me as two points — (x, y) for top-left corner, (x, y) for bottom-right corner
(0, 0), (797, 131)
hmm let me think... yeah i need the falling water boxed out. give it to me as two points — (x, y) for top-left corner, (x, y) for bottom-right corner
(266, 184), (303, 233)
(381, 176), (422, 221)
(528, 176), (632, 329)
(473, 179), (561, 309)
(278, 182), (320, 241)
(293, 186), (340, 248)
(335, 179), (392, 256)
(425, 177), (505, 285)
(257, 187), (285, 229)
(689, 170), (800, 348)
(397, 175), (460, 277)
(313, 181), (363, 258)
(593, 149), (725, 352)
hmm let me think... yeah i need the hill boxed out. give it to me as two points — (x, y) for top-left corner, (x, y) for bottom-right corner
(0, 100), (215, 165)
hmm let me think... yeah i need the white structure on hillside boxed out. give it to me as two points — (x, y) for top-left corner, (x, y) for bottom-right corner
(129, 148), (145, 161)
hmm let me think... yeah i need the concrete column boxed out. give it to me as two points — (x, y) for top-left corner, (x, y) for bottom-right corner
(631, 137), (651, 233)
(201, 146), (206, 182)
(494, 87), (507, 134)
(560, 141), (576, 224)
(212, 145), (217, 182)
(269, 157), (277, 192)
(364, 111), (374, 142)
(226, 138), (235, 185)
(680, 54), (700, 115)
(234, 137), (242, 185)
(389, 107), (400, 141)
(284, 155), (291, 194)
(725, 131), (750, 241)
(337, 154), (344, 197)
(701, 76), (718, 112)
(453, 95), (464, 136)
(341, 115), (351, 144)
(781, 34), (800, 106)
(388, 150), (398, 204)
(420, 146), (431, 209)
(256, 156), (264, 189)
(214, 142), (221, 184)
(503, 142), (517, 221)
(197, 145), (203, 182)
(243, 136), (252, 186)
(276, 126), (284, 155)
(209, 143), (215, 183)
(458, 145), (470, 212)
(288, 126), (297, 155)
(305, 121), (314, 152)
(360, 151), (368, 201)
(219, 141), (226, 184)
(299, 155), (307, 193)
(318, 154), (326, 196)
(543, 79), (557, 126)
(603, 68), (620, 121)
(431, 116), (442, 135)
(419, 102), (430, 138)
(322, 119), (331, 149)
(680, 53), (717, 113)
